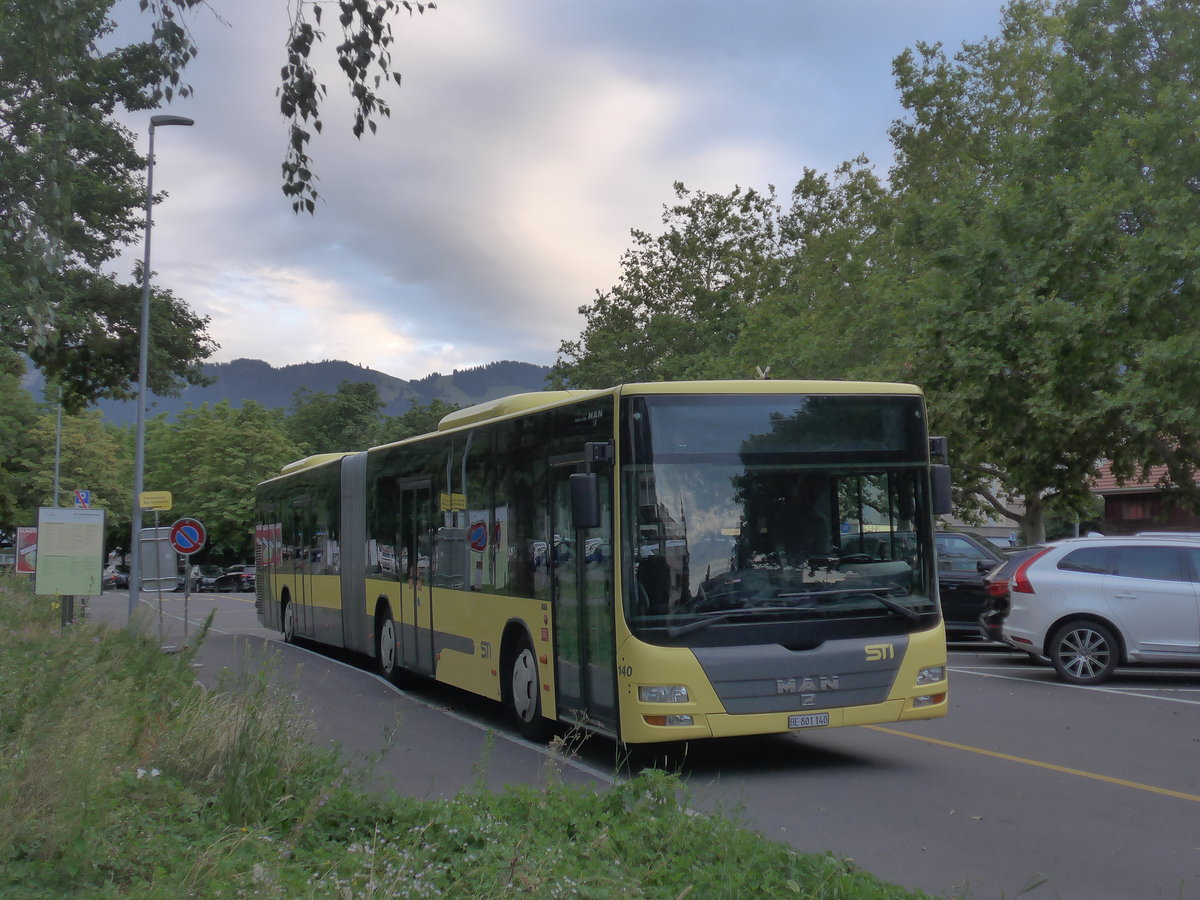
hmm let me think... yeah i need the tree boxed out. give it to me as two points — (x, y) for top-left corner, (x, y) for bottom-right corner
(375, 397), (461, 444)
(1, 0), (215, 403)
(5, 405), (130, 535)
(552, 161), (893, 389)
(551, 183), (790, 388)
(286, 381), (385, 454)
(136, 0), (433, 213)
(143, 401), (300, 558)
(887, 0), (1200, 541)
(26, 267), (217, 414)
(729, 158), (894, 381)
(0, 351), (44, 532)
(6, 0), (429, 390)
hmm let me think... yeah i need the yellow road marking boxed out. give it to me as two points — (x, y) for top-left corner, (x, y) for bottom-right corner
(867, 725), (1200, 804)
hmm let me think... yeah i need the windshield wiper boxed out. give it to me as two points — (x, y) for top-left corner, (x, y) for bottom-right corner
(777, 588), (921, 622)
(665, 606), (815, 638)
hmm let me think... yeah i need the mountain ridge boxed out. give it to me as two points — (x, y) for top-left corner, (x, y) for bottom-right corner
(24, 358), (553, 425)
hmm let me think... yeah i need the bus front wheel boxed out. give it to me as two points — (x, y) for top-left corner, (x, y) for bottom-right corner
(508, 635), (554, 742)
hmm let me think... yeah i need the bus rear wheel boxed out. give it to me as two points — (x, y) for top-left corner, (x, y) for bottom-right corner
(508, 635), (554, 742)
(376, 607), (411, 686)
(281, 600), (296, 643)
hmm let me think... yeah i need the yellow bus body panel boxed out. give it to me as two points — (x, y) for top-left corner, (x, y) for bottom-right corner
(362, 580), (559, 721)
(616, 624), (948, 744)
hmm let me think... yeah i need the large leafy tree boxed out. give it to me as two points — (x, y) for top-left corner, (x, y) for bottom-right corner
(551, 183), (790, 388)
(6, 0), (430, 395)
(143, 401), (300, 557)
(0, 351), (43, 532)
(1, 0), (216, 406)
(551, 161), (892, 389)
(887, 0), (1200, 541)
(374, 397), (461, 445)
(729, 158), (894, 382)
(4, 404), (130, 536)
(286, 381), (385, 454)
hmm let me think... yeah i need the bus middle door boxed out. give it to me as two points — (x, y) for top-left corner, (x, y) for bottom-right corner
(290, 498), (315, 637)
(398, 480), (436, 677)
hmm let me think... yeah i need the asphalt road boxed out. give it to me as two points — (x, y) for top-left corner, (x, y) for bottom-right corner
(86, 590), (1200, 899)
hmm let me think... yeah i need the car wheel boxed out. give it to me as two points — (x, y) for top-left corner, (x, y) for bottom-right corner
(507, 634), (554, 742)
(1049, 620), (1119, 685)
(281, 600), (296, 643)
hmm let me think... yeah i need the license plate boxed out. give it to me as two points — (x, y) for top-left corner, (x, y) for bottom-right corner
(789, 713), (829, 729)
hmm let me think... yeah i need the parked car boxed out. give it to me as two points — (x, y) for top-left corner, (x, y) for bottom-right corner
(214, 564), (254, 592)
(977, 547), (1043, 643)
(933, 532), (1007, 637)
(193, 564), (224, 592)
(839, 530), (1006, 636)
(237, 565), (256, 591)
(103, 565), (129, 591)
(1000, 535), (1200, 684)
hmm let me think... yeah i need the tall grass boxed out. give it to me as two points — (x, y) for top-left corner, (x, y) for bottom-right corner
(0, 575), (934, 899)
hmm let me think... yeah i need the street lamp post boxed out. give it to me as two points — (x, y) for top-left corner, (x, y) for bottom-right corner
(129, 114), (194, 621)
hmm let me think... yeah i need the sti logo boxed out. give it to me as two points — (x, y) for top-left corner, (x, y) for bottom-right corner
(865, 643), (895, 662)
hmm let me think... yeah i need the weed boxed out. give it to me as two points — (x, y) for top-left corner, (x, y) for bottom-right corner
(0, 573), (933, 899)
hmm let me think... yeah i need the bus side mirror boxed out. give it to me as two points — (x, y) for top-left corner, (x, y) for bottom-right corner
(932, 465), (953, 516)
(570, 473), (601, 530)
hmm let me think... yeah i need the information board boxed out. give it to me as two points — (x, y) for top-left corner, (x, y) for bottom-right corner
(34, 507), (106, 596)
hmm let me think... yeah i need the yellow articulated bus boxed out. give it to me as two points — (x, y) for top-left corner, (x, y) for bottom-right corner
(254, 380), (951, 744)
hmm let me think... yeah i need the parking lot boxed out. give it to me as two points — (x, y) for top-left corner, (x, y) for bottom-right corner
(81, 587), (1200, 898)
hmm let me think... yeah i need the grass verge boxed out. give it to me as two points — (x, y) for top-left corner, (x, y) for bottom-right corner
(0, 574), (934, 899)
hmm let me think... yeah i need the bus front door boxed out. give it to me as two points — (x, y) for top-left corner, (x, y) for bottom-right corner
(551, 463), (617, 733)
(398, 481), (435, 677)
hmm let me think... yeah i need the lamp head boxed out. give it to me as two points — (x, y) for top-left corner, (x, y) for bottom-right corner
(150, 115), (195, 128)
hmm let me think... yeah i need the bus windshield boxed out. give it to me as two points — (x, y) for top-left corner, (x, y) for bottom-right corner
(621, 394), (938, 647)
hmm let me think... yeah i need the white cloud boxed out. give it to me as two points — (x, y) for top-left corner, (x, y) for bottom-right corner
(112, 0), (1008, 381)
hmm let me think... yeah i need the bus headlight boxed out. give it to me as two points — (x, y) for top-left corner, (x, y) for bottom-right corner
(916, 666), (945, 686)
(912, 693), (946, 708)
(638, 685), (690, 703)
(643, 714), (695, 726)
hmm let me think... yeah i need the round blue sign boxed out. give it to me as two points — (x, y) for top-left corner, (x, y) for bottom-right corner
(468, 520), (488, 552)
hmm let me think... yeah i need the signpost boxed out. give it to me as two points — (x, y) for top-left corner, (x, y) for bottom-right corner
(140, 491), (173, 512)
(169, 517), (206, 556)
(168, 517), (206, 637)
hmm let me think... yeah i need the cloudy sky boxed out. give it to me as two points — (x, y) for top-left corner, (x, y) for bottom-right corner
(112, 1), (1009, 382)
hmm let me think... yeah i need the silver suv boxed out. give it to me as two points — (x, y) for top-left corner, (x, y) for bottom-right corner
(1001, 535), (1200, 684)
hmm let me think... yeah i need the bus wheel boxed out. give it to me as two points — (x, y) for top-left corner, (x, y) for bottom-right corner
(508, 635), (554, 742)
(376, 608), (409, 686)
(281, 600), (296, 643)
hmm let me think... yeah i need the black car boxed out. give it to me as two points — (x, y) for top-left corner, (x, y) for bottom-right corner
(977, 547), (1042, 643)
(213, 564), (254, 592)
(933, 532), (1007, 638)
(193, 565), (224, 592)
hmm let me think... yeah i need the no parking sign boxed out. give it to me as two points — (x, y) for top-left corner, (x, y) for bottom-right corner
(468, 520), (488, 551)
(169, 517), (206, 556)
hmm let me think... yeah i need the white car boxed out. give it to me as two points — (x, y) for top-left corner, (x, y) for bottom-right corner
(1001, 535), (1200, 684)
